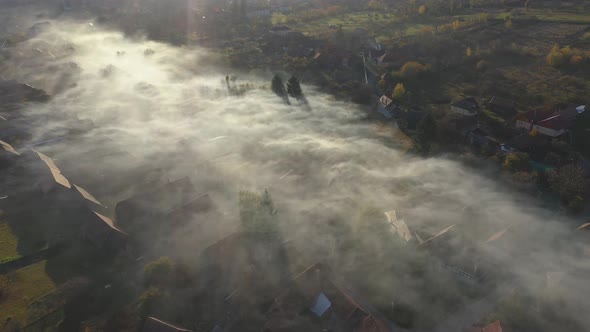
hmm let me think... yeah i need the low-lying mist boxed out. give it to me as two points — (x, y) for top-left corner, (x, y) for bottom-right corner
(2, 18), (589, 331)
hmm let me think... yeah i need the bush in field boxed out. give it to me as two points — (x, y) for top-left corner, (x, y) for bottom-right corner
(570, 55), (584, 66)
(144, 257), (175, 287)
(399, 61), (429, 79)
(546, 44), (588, 67)
(392, 83), (406, 99)
(476, 60), (489, 71)
(136, 287), (170, 317)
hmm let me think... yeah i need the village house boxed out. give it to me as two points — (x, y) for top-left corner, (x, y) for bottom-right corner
(394, 207), (495, 285)
(468, 320), (503, 332)
(264, 262), (391, 332)
(0, 119), (33, 146)
(376, 95), (400, 119)
(515, 105), (585, 138)
(0, 79), (50, 105)
(467, 128), (501, 151)
(396, 110), (426, 134)
(451, 116), (479, 138)
(0, 139), (20, 169)
(83, 210), (128, 252)
(450, 97), (479, 116)
(487, 96), (515, 115)
(385, 210), (414, 243)
(142, 316), (192, 332)
(114, 177), (214, 233)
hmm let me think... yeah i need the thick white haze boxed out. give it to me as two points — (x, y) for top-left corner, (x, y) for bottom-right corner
(2, 17), (589, 331)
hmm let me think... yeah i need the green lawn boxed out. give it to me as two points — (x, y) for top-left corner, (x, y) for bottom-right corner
(0, 260), (57, 324)
(0, 222), (21, 263)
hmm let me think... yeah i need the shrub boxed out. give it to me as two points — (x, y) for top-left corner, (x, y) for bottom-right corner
(136, 287), (169, 317)
(504, 152), (530, 171)
(546, 44), (587, 68)
(512, 171), (537, 183)
(392, 83), (406, 99)
(567, 196), (584, 214)
(144, 257), (175, 287)
(476, 60), (489, 71)
(400, 61), (429, 79)
(570, 55), (584, 66)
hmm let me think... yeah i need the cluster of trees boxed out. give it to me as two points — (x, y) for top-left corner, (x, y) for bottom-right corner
(546, 45), (588, 68)
(504, 152), (530, 171)
(239, 189), (280, 240)
(271, 74), (304, 103)
(501, 150), (589, 213)
(415, 112), (437, 154)
(399, 61), (430, 79)
(136, 257), (187, 319)
(548, 164), (589, 213)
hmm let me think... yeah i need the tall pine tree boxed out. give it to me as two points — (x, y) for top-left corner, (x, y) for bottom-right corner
(287, 76), (303, 99)
(271, 74), (286, 97)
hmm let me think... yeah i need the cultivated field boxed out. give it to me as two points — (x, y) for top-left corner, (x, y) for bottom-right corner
(0, 260), (57, 324)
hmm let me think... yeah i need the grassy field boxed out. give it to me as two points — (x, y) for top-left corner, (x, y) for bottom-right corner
(285, 10), (435, 42)
(0, 260), (57, 324)
(496, 9), (590, 24)
(0, 222), (21, 263)
(288, 10), (400, 34)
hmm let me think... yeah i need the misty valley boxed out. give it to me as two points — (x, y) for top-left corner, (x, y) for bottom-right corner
(1, 1), (590, 332)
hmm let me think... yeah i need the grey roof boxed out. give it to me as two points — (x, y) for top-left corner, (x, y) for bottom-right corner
(142, 317), (192, 332)
(452, 98), (479, 111)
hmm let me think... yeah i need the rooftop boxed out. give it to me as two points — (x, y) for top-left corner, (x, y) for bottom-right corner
(142, 317), (192, 332)
(452, 97), (479, 111)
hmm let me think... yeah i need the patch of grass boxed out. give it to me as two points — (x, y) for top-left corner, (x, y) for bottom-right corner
(582, 31), (590, 41)
(497, 9), (590, 24)
(288, 10), (402, 36)
(0, 223), (20, 263)
(482, 109), (506, 123)
(0, 260), (57, 325)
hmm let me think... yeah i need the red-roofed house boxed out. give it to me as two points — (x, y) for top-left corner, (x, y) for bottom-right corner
(515, 105), (585, 138)
(265, 262), (391, 332)
(468, 320), (503, 332)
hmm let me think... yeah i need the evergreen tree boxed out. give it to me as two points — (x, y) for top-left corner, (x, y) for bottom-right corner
(417, 111), (437, 141)
(287, 75), (303, 99)
(271, 74), (286, 97)
(416, 111), (437, 154)
(239, 189), (279, 240)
